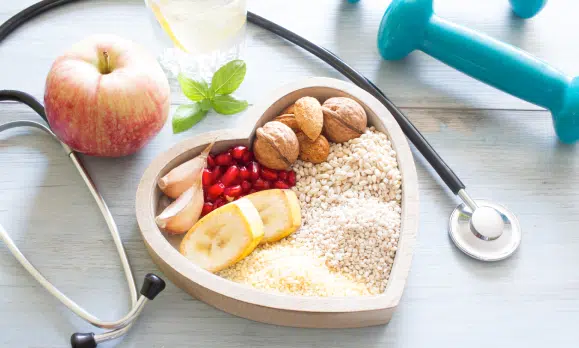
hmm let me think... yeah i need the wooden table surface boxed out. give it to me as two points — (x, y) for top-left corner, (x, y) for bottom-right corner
(1, 1), (578, 347)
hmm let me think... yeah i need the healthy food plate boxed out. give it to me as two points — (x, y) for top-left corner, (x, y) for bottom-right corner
(136, 77), (419, 328)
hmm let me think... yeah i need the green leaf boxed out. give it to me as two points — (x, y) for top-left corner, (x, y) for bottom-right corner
(178, 74), (209, 101)
(210, 60), (246, 95)
(199, 98), (212, 111)
(172, 103), (208, 133)
(206, 86), (216, 99)
(211, 95), (248, 115)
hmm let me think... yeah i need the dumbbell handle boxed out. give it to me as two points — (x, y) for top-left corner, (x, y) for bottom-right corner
(423, 15), (568, 111)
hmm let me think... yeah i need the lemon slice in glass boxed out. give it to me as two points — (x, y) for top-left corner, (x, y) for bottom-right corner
(147, 0), (188, 52)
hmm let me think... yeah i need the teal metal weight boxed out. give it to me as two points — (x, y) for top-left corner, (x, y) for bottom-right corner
(377, 0), (578, 144)
(509, 0), (547, 18)
(348, 0), (546, 18)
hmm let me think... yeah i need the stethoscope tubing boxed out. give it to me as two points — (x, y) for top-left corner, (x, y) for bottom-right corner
(246, 11), (466, 194)
(0, 0), (467, 196)
(0, 119), (144, 341)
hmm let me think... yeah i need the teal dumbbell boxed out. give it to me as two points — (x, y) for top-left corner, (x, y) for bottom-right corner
(377, 0), (578, 143)
(509, 0), (547, 18)
(348, 0), (546, 18)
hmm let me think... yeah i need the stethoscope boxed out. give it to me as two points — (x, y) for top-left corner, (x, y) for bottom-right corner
(0, 98), (167, 348)
(0, 1), (522, 347)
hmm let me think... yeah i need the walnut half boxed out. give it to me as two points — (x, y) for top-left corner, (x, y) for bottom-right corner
(253, 121), (299, 170)
(321, 97), (367, 143)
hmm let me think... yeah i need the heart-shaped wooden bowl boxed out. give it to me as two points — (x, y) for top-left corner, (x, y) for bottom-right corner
(136, 77), (419, 328)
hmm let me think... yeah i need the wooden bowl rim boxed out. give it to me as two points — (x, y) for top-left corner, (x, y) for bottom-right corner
(136, 77), (419, 312)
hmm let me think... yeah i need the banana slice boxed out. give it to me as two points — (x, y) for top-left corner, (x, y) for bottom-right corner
(245, 189), (301, 244)
(180, 198), (264, 272)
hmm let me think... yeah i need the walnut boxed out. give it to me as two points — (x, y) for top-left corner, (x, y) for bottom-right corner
(274, 114), (300, 132)
(253, 121), (299, 170)
(294, 97), (323, 141)
(321, 97), (367, 143)
(296, 132), (330, 164)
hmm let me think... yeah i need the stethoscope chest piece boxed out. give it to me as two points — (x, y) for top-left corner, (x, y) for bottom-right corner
(449, 199), (521, 261)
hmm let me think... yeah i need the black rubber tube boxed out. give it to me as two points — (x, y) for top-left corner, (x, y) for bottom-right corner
(0, 0), (82, 43)
(0, 90), (48, 122)
(0, 0), (465, 194)
(246, 12), (465, 194)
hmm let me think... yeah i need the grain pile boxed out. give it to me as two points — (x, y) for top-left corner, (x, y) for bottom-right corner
(219, 243), (371, 296)
(219, 128), (403, 296)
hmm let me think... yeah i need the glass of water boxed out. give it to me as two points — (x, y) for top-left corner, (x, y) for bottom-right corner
(145, 0), (247, 83)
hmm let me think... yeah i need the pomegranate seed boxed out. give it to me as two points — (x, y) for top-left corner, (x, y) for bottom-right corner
(207, 182), (225, 199)
(202, 168), (213, 186)
(248, 189), (257, 194)
(252, 179), (265, 191)
(207, 155), (215, 168)
(273, 181), (290, 189)
(203, 188), (209, 201)
(287, 171), (296, 186)
(211, 166), (224, 183)
(241, 151), (254, 163)
(260, 167), (278, 181)
(247, 161), (260, 182)
(278, 171), (288, 181)
(224, 185), (243, 198)
(253, 178), (271, 191)
(230, 146), (248, 160)
(241, 180), (252, 193)
(201, 202), (214, 216)
(215, 153), (233, 166)
(221, 165), (239, 186)
(239, 166), (250, 181)
(214, 197), (226, 208)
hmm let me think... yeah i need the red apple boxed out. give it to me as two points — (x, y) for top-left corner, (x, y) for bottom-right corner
(44, 34), (170, 157)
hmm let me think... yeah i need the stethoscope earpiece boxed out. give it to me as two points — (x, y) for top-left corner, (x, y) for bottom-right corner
(68, 274), (166, 348)
(70, 333), (96, 348)
(0, 115), (167, 347)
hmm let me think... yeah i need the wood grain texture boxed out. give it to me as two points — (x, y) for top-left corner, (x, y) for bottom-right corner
(1, 0), (578, 347)
(2, 0), (579, 112)
(135, 78), (419, 327)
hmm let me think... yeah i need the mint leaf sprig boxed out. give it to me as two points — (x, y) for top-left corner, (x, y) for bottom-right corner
(173, 60), (249, 134)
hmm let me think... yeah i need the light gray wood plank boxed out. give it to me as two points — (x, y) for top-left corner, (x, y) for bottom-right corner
(2, 0), (579, 111)
(1, 106), (578, 347)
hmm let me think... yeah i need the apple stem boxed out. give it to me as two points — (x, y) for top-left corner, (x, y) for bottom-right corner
(101, 51), (111, 74)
